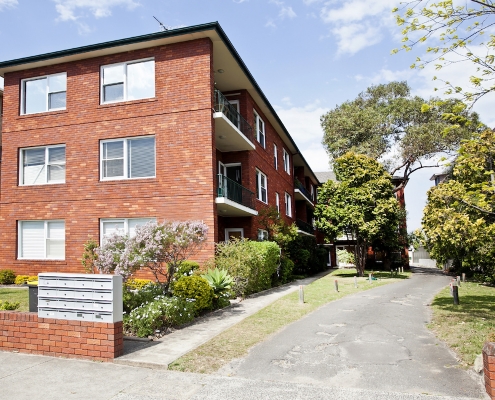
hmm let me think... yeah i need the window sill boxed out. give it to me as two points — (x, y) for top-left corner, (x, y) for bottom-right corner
(100, 177), (156, 184)
(16, 259), (67, 263)
(18, 183), (66, 188)
(18, 110), (68, 119)
(99, 98), (157, 108)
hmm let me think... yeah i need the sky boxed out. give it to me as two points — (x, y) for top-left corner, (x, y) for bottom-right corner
(0, 0), (493, 232)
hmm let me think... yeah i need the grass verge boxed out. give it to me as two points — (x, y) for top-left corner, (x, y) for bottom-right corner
(0, 287), (29, 311)
(428, 281), (495, 367)
(168, 268), (410, 374)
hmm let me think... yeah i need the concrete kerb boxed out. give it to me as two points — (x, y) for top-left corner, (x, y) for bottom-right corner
(113, 269), (335, 369)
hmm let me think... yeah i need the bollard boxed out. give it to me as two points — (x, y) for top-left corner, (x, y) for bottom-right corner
(452, 284), (460, 305)
(299, 285), (304, 304)
(354, 276), (358, 288)
(334, 279), (339, 292)
(369, 273), (372, 284)
(449, 282), (453, 297)
(462, 272), (466, 283)
(457, 276), (461, 286)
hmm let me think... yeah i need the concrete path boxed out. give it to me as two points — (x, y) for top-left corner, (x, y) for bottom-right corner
(114, 271), (331, 369)
(224, 266), (488, 399)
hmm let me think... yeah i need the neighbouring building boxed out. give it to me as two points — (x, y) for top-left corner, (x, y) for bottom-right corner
(0, 23), (319, 276)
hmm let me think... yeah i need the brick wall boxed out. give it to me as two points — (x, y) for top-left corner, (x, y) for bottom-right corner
(484, 341), (495, 399)
(0, 311), (123, 361)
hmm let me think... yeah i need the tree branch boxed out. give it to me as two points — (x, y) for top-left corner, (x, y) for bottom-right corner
(471, 0), (495, 10)
(459, 198), (495, 215)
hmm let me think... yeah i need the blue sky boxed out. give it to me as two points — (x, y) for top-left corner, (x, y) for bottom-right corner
(1, 0), (493, 232)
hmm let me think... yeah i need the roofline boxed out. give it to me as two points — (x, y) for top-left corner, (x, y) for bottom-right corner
(0, 22), (318, 182)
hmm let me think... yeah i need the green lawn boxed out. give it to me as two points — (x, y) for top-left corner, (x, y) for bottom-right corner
(0, 287), (29, 311)
(168, 268), (411, 374)
(428, 282), (495, 367)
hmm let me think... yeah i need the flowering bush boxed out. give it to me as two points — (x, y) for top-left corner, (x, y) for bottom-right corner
(173, 275), (214, 315)
(14, 275), (38, 285)
(125, 296), (195, 337)
(125, 278), (153, 290)
(123, 282), (163, 314)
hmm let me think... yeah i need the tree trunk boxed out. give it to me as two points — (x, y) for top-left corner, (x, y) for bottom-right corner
(354, 238), (368, 277)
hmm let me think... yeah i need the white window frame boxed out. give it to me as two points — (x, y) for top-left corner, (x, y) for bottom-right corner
(258, 229), (269, 241)
(275, 192), (280, 214)
(254, 110), (265, 148)
(285, 192), (292, 217)
(19, 145), (66, 186)
(225, 228), (244, 242)
(21, 72), (67, 115)
(256, 169), (268, 203)
(274, 144), (278, 170)
(283, 149), (290, 175)
(100, 218), (156, 245)
(100, 136), (156, 181)
(18, 220), (65, 260)
(100, 58), (155, 104)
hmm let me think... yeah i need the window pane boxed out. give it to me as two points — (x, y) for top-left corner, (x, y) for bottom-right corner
(103, 64), (124, 85)
(103, 141), (124, 159)
(48, 74), (66, 92)
(127, 60), (155, 100)
(261, 188), (267, 203)
(49, 92), (66, 110)
(23, 148), (46, 185)
(102, 221), (125, 238)
(128, 218), (155, 237)
(104, 83), (124, 102)
(20, 221), (45, 259)
(104, 159), (124, 178)
(48, 147), (65, 163)
(47, 239), (65, 259)
(48, 164), (65, 182)
(24, 78), (47, 114)
(128, 137), (155, 178)
(47, 221), (65, 239)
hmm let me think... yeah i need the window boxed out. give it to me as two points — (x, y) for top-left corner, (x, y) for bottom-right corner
(285, 192), (292, 217)
(100, 136), (155, 180)
(283, 149), (290, 175)
(273, 144), (278, 169)
(21, 73), (66, 115)
(258, 229), (269, 241)
(20, 145), (66, 186)
(18, 220), (65, 260)
(101, 59), (155, 104)
(225, 228), (244, 242)
(100, 218), (155, 244)
(254, 110), (265, 148)
(275, 192), (280, 213)
(256, 169), (267, 203)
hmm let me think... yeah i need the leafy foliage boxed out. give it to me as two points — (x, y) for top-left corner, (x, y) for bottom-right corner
(176, 260), (200, 277)
(173, 275), (214, 315)
(393, 0), (495, 104)
(336, 249), (355, 265)
(123, 282), (163, 314)
(284, 235), (327, 276)
(422, 129), (495, 283)
(124, 278), (153, 291)
(201, 268), (233, 309)
(0, 269), (16, 285)
(321, 81), (483, 190)
(0, 300), (20, 310)
(256, 205), (298, 252)
(81, 237), (99, 274)
(215, 239), (280, 297)
(314, 152), (403, 276)
(277, 257), (294, 284)
(14, 275), (37, 285)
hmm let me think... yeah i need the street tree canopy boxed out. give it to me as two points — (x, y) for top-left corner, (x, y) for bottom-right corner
(314, 152), (404, 276)
(422, 129), (495, 283)
(320, 81), (483, 191)
(393, 0), (495, 104)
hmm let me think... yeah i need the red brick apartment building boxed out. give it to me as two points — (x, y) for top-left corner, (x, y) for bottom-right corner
(0, 23), (319, 276)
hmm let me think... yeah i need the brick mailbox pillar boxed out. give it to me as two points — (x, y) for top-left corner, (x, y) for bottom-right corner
(484, 342), (495, 399)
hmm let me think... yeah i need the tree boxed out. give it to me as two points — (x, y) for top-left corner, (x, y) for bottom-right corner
(393, 0), (495, 105)
(95, 220), (209, 292)
(422, 129), (495, 283)
(321, 81), (483, 192)
(314, 152), (403, 276)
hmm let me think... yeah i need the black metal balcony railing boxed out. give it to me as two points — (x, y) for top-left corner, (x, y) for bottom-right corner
(294, 179), (313, 202)
(296, 219), (315, 235)
(214, 89), (254, 143)
(217, 174), (255, 210)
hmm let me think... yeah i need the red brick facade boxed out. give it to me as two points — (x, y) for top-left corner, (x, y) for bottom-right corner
(484, 342), (495, 399)
(0, 311), (123, 361)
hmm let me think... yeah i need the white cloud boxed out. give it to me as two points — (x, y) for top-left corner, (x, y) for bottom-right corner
(0, 0), (17, 11)
(279, 6), (296, 19)
(267, 0), (296, 27)
(332, 23), (382, 56)
(265, 18), (276, 28)
(275, 101), (330, 171)
(354, 68), (414, 84)
(53, 0), (139, 21)
(320, 0), (396, 24)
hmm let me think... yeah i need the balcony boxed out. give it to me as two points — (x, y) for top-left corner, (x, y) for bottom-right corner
(213, 90), (255, 152)
(294, 179), (314, 207)
(296, 219), (315, 236)
(215, 174), (258, 217)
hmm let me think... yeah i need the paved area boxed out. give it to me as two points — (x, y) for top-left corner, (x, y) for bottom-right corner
(224, 266), (488, 399)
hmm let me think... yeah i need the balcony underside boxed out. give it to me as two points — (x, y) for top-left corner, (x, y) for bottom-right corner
(214, 112), (255, 152)
(294, 189), (314, 207)
(216, 197), (258, 217)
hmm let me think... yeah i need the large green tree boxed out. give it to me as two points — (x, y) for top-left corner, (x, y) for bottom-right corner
(422, 129), (495, 283)
(393, 0), (495, 105)
(321, 81), (482, 192)
(314, 152), (403, 276)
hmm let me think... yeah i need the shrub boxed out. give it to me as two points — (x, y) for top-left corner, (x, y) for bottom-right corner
(201, 268), (233, 309)
(123, 282), (163, 314)
(0, 269), (16, 285)
(125, 296), (195, 337)
(336, 249), (355, 265)
(14, 275), (38, 285)
(0, 300), (20, 310)
(176, 260), (200, 277)
(125, 278), (153, 291)
(173, 275), (214, 315)
(278, 257), (294, 284)
(215, 239), (280, 297)
(286, 236), (327, 276)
